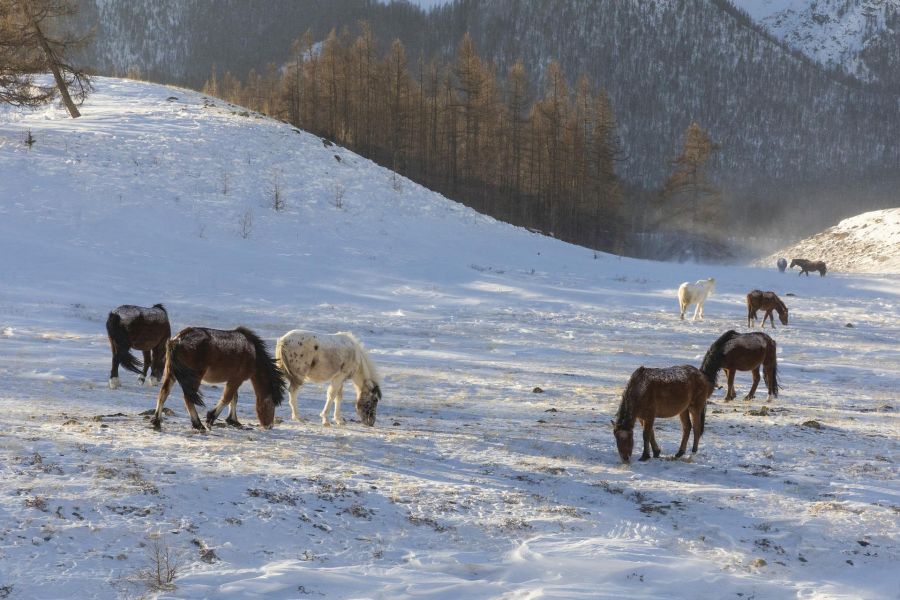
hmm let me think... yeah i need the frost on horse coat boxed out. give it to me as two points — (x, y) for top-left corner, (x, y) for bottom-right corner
(275, 330), (381, 427)
(677, 277), (716, 320)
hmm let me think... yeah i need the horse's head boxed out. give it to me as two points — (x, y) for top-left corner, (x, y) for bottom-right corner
(357, 381), (381, 426)
(789, 259), (799, 269)
(610, 420), (633, 463)
(778, 306), (789, 325)
(256, 396), (276, 429)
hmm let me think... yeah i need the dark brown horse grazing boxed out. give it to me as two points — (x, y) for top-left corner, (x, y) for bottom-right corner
(746, 290), (788, 328)
(150, 327), (286, 431)
(611, 339), (725, 462)
(789, 258), (826, 277)
(106, 304), (171, 389)
(705, 330), (779, 401)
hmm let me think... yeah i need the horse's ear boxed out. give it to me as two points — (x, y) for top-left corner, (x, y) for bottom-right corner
(609, 419), (616, 429)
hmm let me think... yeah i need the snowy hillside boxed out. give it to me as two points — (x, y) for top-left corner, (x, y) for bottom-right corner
(759, 208), (900, 274)
(733, 0), (899, 84)
(1, 79), (899, 599)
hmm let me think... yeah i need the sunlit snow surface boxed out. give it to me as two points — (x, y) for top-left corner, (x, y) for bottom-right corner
(1, 79), (898, 599)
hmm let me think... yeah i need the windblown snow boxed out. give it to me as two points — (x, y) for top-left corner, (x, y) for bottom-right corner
(1, 79), (898, 599)
(760, 208), (900, 274)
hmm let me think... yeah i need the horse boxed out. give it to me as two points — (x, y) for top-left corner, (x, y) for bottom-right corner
(777, 257), (787, 273)
(789, 258), (827, 277)
(149, 327), (286, 431)
(611, 352), (722, 462)
(677, 277), (716, 321)
(275, 330), (382, 427)
(746, 290), (788, 328)
(106, 304), (171, 389)
(703, 330), (779, 402)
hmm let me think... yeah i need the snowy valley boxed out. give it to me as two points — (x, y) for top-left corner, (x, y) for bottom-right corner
(0, 80), (898, 599)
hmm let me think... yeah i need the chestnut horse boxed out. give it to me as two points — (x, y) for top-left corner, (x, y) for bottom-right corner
(106, 304), (171, 389)
(746, 290), (788, 328)
(150, 327), (285, 431)
(611, 333), (727, 462)
(790, 258), (826, 277)
(275, 330), (382, 426)
(705, 330), (779, 401)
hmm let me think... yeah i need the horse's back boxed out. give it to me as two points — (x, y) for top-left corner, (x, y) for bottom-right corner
(277, 329), (356, 383)
(639, 365), (705, 418)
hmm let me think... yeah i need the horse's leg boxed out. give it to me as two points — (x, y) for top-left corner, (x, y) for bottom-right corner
(744, 366), (760, 401)
(150, 369), (176, 430)
(139, 350), (151, 385)
(109, 344), (121, 389)
(206, 381), (238, 428)
(225, 389), (241, 427)
(690, 398), (704, 454)
(679, 300), (686, 320)
(649, 425), (661, 458)
(639, 417), (654, 461)
(724, 368), (736, 401)
(288, 381), (304, 421)
(675, 411), (691, 458)
(332, 380), (347, 426)
(320, 385), (335, 426)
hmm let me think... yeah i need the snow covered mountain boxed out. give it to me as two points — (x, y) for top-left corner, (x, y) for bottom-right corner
(731, 0), (900, 88)
(1, 79), (898, 598)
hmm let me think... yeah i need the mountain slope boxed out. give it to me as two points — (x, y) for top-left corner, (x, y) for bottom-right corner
(1, 79), (898, 598)
(760, 208), (900, 273)
(731, 0), (900, 89)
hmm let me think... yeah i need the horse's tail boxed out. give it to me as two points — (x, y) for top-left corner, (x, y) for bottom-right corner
(106, 311), (142, 374)
(240, 327), (286, 406)
(746, 292), (755, 326)
(700, 330), (739, 387)
(677, 283), (688, 314)
(274, 335), (300, 386)
(168, 337), (204, 406)
(764, 337), (779, 398)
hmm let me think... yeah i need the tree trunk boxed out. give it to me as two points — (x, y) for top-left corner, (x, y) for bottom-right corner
(22, 3), (80, 118)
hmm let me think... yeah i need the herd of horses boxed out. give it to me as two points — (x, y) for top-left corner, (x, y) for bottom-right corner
(106, 305), (382, 431)
(104, 255), (824, 464)
(614, 256), (824, 463)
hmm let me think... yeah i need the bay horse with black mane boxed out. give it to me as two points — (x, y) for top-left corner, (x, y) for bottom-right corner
(611, 335), (728, 462)
(790, 258), (826, 277)
(106, 304), (171, 389)
(704, 330), (779, 402)
(150, 327), (286, 431)
(746, 290), (788, 328)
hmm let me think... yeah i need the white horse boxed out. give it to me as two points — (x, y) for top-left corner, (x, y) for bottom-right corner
(677, 277), (716, 321)
(275, 330), (382, 426)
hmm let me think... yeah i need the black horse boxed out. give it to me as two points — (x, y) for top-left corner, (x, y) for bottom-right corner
(106, 304), (171, 389)
(777, 257), (787, 273)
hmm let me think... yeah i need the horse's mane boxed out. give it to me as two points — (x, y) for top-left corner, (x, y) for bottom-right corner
(236, 326), (286, 405)
(152, 303), (167, 312)
(341, 331), (381, 385)
(615, 367), (644, 428)
(699, 330), (739, 386)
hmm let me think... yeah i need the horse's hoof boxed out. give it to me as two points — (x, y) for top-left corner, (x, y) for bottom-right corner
(138, 376), (145, 385)
(108, 377), (120, 390)
(638, 455), (651, 462)
(321, 419), (330, 427)
(150, 418), (161, 431)
(148, 376), (159, 386)
(335, 418), (346, 426)
(674, 451), (685, 458)
(226, 419), (242, 428)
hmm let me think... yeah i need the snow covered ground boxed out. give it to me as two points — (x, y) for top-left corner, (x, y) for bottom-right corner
(1, 79), (898, 599)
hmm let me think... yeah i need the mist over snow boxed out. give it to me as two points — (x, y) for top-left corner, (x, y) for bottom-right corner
(0, 79), (898, 599)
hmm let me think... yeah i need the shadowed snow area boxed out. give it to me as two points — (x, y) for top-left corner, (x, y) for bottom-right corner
(1, 79), (898, 599)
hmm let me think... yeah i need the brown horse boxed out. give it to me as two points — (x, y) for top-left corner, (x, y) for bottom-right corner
(789, 258), (826, 277)
(611, 336), (726, 462)
(706, 330), (779, 401)
(150, 327), (286, 431)
(106, 304), (171, 389)
(746, 290), (788, 328)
